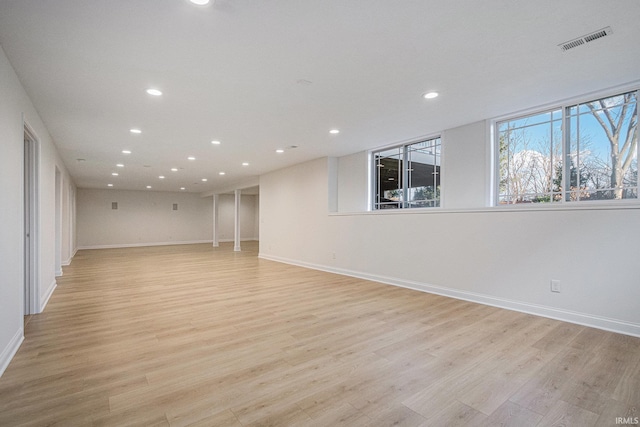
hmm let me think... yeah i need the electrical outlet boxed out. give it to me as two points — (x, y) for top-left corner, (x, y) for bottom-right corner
(551, 279), (561, 293)
(332, 252), (336, 260)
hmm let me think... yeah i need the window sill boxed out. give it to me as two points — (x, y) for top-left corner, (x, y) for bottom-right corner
(330, 201), (640, 216)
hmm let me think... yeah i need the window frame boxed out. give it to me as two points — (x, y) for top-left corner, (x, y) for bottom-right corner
(370, 135), (443, 211)
(492, 86), (639, 207)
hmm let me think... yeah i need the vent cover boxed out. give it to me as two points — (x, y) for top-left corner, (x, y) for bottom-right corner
(559, 26), (612, 51)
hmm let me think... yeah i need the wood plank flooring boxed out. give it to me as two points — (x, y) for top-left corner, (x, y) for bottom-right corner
(0, 242), (638, 426)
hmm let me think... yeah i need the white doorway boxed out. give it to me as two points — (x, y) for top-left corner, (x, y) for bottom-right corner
(55, 167), (62, 277)
(23, 123), (39, 317)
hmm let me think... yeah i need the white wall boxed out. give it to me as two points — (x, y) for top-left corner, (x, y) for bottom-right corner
(216, 193), (259, 242)
(76, 189), (259, 248)
(61, 177), (72, 265)
(77, 189), (212, 248)
(260, 159), (332, 263)
(253, 194), (260, 239)
(337, 152), (369, 212)
(260, 125), (640, 337)
(0, 46), (75, 376)
(441, 121), (488, 209)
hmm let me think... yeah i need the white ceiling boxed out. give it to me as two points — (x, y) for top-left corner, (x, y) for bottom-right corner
(1, 0), (639, 194)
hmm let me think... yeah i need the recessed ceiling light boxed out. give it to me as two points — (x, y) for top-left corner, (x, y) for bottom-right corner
(171, 168), (178, 172)
(130, 129), (142, 134)
(180, 187), (186, 191)
(159, 175), (165, 179)
(187, 156), (196, 161)
(211, 140), (221, 145)
(146, 185), (152, 189)
(116, 163), (124, 168)
(423, 91), (439, 99)
(201, 178), (208, 182)
(122, 150), (132, 154)
(219, 172), (225, 175)
(329, 129), (340, 134)
(242, 162), (249, 166)
(190, 0), (211, 5)
(276, 149), (284, 153)
(146, 88), (162, 96)
(107, 184), (113, 187)
(112, 172), (119, 176)
(76, 158), (86, 162)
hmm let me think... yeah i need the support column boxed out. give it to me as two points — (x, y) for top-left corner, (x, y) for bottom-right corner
(212, 194), (219, 247)
(234, 189), (241, 251)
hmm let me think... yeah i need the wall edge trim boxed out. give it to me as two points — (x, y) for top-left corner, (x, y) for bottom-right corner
(0, 328), (24, 378)
(40, 280), (57, 312)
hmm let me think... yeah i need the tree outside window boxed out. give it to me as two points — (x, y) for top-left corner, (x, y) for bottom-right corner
(497, 90), (638, 204)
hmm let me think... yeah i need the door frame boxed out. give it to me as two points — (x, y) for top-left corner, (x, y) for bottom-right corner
(23, 119), (40, 315)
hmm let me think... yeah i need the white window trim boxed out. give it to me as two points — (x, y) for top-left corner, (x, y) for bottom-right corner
(490, 82), (640, 208)
(331, 201), (640, 217)
(369, 133), (443, 211)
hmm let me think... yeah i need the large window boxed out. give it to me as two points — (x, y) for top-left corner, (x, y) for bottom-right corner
(497, 90), (638, 204)
(373, 137), (441, 209)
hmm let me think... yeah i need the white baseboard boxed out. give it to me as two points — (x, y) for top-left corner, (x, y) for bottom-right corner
(61, 249), (78, 266)
(259, 253), (640, 338)
(40, 279), (57, 312)
(0, 328), (24, 378)
(79, 239), (259, 250)
(78, 240), (214, 250)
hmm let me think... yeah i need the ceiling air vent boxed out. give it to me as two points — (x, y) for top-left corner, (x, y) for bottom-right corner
(558, 26), (612, 51)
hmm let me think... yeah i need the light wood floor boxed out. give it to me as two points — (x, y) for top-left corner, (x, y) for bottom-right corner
(1, 242), (638, 427)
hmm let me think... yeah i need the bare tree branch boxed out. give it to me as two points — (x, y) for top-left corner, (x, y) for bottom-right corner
(620, 103), (638, 156)
(621, 137), (637, 174)
(587, 102), (615, 142)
